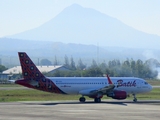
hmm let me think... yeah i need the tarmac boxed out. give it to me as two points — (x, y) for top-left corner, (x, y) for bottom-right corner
(0, 100), (160, 120)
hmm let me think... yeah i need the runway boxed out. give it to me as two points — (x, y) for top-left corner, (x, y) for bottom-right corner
(0, 100), (160, 120)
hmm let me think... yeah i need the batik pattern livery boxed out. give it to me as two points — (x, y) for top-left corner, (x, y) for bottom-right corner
(16, 52), (65, 94)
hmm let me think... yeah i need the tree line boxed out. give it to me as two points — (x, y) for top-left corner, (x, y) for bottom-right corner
(46, 56), (160, 79)
(0, 55), (159, 79)
(0, 65), (7, 73)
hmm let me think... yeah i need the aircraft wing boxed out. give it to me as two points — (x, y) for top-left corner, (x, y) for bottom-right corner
(90, 75), (115, 95)
(96, 84), (115, 93)
(79, 75), (115, 96)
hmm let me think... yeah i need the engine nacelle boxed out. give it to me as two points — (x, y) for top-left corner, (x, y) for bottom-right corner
(107, 90), (127, 100)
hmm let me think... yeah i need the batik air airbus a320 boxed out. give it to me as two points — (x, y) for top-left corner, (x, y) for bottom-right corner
(15, 52), (152, 103)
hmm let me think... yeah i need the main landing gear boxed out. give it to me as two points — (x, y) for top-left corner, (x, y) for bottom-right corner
(94, 98), (101, 103)
(79, 96), (101, 103)
(79, 96), (86, 102)
(132, 94), (137, 102)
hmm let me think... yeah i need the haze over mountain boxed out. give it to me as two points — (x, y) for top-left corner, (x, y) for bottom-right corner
(7, 4), (160, 49)
(1, 38), (160, 67)
(1, 4), (160, 67)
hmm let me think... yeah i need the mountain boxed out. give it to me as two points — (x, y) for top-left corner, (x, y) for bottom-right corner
(1, 38), (160, 67)
(0, 38), (117, 66)
(0, 38), (112, 59)
(7, 4), (160, 49)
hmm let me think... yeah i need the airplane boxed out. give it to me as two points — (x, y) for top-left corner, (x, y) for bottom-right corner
(15, 52), (152, 103)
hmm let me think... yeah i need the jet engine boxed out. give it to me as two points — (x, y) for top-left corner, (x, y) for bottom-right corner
(107, 90), (127, 100)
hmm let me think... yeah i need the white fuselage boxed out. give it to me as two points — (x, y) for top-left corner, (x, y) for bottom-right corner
(49, 77), (152, 95)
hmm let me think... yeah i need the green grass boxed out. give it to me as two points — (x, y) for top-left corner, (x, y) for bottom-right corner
(0, 89), (82, 102)
(136, 88), (160, 100)
(0, 88), (160, 102)
(147, 80), (160, 86)
(0, 84), (21, 87)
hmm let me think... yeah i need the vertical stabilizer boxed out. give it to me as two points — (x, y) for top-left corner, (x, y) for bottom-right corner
(18, 52), (44, 80)
(16, 52), (65, 94)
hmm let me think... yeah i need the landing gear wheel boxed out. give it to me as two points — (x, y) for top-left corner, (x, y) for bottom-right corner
(133, 98), (137, 102)
(94, 98), (101, 103)
(79, 97), (86, 102)
(132, 94), (137, 102)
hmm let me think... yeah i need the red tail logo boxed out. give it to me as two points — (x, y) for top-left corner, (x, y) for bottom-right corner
(18, 52), (44, 79)
(16, 52), (65, 94)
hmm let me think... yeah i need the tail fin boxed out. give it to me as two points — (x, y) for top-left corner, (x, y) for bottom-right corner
(18, 52), (44, 80)
(16, 52), (65, 94)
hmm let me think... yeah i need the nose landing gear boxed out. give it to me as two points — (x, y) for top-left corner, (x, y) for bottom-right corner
(132, 94), (137, 102)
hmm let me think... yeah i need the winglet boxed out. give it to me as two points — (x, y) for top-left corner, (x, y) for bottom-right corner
(106, 74), (113, 84)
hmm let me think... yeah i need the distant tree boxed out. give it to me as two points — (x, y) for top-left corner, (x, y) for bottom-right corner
(40, 59), (52, 65)
(108, 60), (120, 68)
(123, 59), (130, 67)
(145, 58), (160, 68)
(44, 57), (158, 79)
(77, 58), (86, 70)
(86, 67), (103, 77)
(99, 61), (107, 72)
(64, 55), (70, 68)
(105, 67), (114, 76)
(90, 59), (98, 68)
(116, 59), (121, 66)
(135, 59), (143, 77)
(70, 56), (76, 70)
(142, 61), (158, 79)
(120, 65), (132, 77)
(130, 59), (136, 76)
(86, 59), (103, 77)
(53, 56), (58, 66)
(119, 60), (132, 77)
(0, 65), (7, 72)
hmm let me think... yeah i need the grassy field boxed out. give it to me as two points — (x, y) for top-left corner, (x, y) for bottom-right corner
(0, 89), (82, 102)
(147, 80), (160, 86)
(0, 88), (160, 102)
(136, 88), (160, 100)
(0, 84), (20, 87)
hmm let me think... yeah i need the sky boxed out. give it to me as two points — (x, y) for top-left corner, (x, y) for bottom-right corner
(0, 0), (160, 37)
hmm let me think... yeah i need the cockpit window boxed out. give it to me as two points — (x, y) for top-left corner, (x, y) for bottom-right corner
(144, 82), (148, 85)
